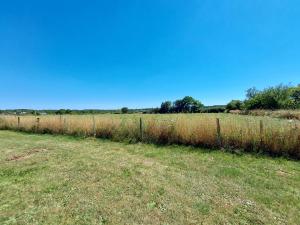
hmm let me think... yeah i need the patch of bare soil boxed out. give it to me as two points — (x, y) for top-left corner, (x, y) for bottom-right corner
(6, 148), (48, 161)
(276, 169), (293, 177)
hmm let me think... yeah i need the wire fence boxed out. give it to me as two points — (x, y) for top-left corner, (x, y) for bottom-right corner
(0, 114), (299, 159)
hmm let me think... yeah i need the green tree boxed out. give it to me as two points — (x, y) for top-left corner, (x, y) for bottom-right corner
(244, 84), (294, 110)
(290, 87), (300, 108)
(65, 109), (72, 114)
(226, 100), (242, 110)
(55, 109), (66, 115)
(121, 107), (129, 114)
(246, 87), (259, 99)
(159, 101), (172, 113)
(173, 96), (204, 113)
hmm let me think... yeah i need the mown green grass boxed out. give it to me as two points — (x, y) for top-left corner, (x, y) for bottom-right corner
(0, 131), (299, 225)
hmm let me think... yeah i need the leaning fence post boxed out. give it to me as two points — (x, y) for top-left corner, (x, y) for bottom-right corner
(17, 117), (20, 130)
(36, 117), (40, 132)
(140, 117), (143, 141)
(92, 116), (96, 137)
(260, 120), (264, 147)
(216, 118), (222, 147)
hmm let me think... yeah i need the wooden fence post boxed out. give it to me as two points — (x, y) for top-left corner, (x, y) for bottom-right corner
(63, 118), (67, 134)
(216, 118), (222, 146)
(36, 117), (40, 132)
(17, 117), (20, 129)
(92, 116), (96, 137)
(59, 115), (62, 132)
(260, 120), (264, 147)
(140, 117), (143, 141)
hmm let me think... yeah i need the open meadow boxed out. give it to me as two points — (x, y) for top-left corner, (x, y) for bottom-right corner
(1, 113), (299, 159)
(2, 0), (300, 224)
(0, 131), (299, 224)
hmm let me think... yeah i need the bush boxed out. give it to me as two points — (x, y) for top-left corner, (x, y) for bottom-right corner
(160, 101), (172, 113)
(244, 84), (295, 110)
(121, 107), (129, 114)
(226, 100), (243, 110)
(290, 87), (300, 108)
(159, 96), (204, 113)
(201, 107), (225, 113)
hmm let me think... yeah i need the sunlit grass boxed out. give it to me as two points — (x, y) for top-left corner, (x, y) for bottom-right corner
(0, 131), (299, 224)
(0, 113), (299, 158)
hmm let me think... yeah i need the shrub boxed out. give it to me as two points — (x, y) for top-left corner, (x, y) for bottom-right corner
(201, 107), (225, 113)
(121, 107), (129, 114)
(290, 87), (300, 108)
(226, 100), (243, 110)
(160, 101), (172, 113)
(159, 96), (204, 113)
(244, 84), (294, 110)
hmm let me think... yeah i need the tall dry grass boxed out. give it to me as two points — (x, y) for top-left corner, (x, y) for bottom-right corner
(231, 109), (300, 120)
(0, 114), (299, 159)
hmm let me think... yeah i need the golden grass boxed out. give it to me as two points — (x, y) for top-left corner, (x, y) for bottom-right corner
(0, 113), (299, 159)
(231, 109), (300, 120)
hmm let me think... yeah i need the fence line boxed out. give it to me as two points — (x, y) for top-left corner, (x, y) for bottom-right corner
(0, 115), (299, 159)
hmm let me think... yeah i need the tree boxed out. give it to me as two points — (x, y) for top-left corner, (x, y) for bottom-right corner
(55, 109), (72, 115)
(226, 100), (242, 110)
(159, 101), (172, 113)
(173, 96), (204, 113)
(291, 88), (300, 102)
(244, 92), (278, 110)
(121, 107), (129, 114)
(158, 97), (204, 114)
(259, 94), (279, 109)
(151, 108), (160, 114)
(65, 109), (72, 114)
(290, 87), (300, 108)
(55, 109), (65, 115)
(246, 87), (259, 99)
(244, 85), (293, 110)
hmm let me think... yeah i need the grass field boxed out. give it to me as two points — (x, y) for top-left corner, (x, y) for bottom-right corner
(1, 113), (300, 159)
(231, 109), (300, 120)
(0, 131), (299, 224)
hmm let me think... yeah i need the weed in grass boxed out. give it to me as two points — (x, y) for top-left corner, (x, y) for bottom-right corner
(147, 201), (157, 210)
(194, 202), (211, 215)
(122, 168), (132, 177)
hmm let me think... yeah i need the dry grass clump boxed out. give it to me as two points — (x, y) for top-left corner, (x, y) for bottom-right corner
(231, 109), (300, 120)
(0, 114), (299, 159)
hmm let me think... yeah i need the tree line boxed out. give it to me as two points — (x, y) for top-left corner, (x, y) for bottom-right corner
(1, 84), (299, 115)
(156, 84), (300, 114)
(0, 108), (153, 115)
(226, 84), (300, 111)
(157, 96), (204, 113)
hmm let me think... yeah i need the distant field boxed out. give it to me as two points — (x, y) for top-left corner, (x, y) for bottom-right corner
(0, 131), (299, 224)
(230, 109), (300, 120)
(1, 113), (300, 159)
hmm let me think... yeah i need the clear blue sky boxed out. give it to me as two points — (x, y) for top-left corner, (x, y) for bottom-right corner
(1, 0), (300, 109)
